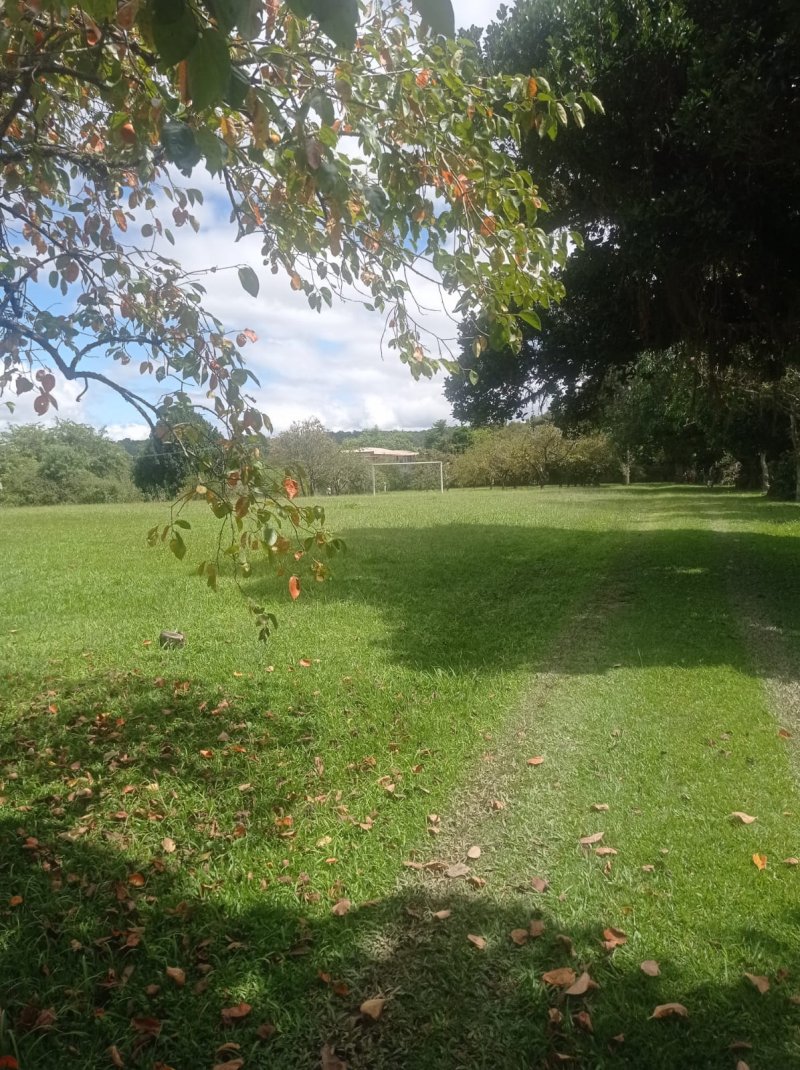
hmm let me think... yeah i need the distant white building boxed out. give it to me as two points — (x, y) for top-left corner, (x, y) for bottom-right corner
(345, 447), (418, 462)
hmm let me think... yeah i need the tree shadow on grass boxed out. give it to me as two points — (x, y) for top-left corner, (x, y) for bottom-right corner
(242, 519), (800, 681)
(2, 815), (800, 1069)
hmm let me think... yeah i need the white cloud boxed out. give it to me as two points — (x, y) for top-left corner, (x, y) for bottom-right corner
(106, 422), (150, 440)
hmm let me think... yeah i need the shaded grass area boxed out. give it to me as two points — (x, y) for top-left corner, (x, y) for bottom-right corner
(1, 487), (800, 1067)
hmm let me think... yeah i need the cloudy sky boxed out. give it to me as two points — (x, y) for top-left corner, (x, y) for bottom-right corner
(7, 0), (505, 440)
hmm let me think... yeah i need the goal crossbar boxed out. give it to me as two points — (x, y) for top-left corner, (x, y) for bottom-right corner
(370, 460), (444, 494)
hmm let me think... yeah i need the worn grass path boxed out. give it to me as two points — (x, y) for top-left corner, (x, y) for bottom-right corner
(1, 487), (800, 1069)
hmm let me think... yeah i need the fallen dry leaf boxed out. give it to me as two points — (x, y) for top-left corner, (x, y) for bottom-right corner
(107, 1046), (124, 1068)
(642, 864), (656, 873)
(590, 803), (609, 812)
(432, 909), (451, 920)
(531, 876), (549, 893)
(320, 1044), (348, 1070)
(131, 1016), (162, 1036)
(161, 837), (176, 854)
(467, 934), (487, 950)
(360, 998), (385, 1020)
(729, 1041), (753, 1052)
(466, 845), (481, 860)
(9, 895), (23, 907)
(445, 862), (470, 879)
(490, 799), (506, 810)
(778, 728), (792, 740)
(743, 973), (769, 995)
(640, 960), (661, 977)
(510, 928), (528, 946)
(212, 1061), (244, 1070)
(256, 1022), (276, 1040)
(752, 853), (767, 871)
(601, 927), (627, 951)
(221, 1003), (252, 1024)
(735, 1061), (750, 1070)
(542, 967), (577, 988)
(527, 756), (545, 766)
(579, 832), (604, 846)
(529, 919), (545, 938)
(331, 899), (351, 916)
(548, 1008), (563, 1026)
(574, 1009), (593, 1032)
(165, 966), (185, 987)
(730, 812), (757, 824)
(783, 857), (799, 866)
(595, 846), (617, 857)
(565, 971), (596, 996)
(649, 1003), (688, 1020)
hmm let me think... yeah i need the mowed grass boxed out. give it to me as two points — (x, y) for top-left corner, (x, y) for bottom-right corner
(1, 487), (800, 1069)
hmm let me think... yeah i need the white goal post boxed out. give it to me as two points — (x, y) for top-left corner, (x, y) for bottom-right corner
(370, 460), (444, 495)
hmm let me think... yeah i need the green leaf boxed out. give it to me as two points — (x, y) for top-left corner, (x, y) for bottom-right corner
(188, 30), (232, 110)
(82, 0), (117, 19)
(169, 532), (187, 560)
(238, 265), (260, 297)
(412, 0), (455, 37)
(152, 0), (199, 66)
(518, 309), (541, 330)
(289, 0), (359, 48)
(161, 121), (202, 173)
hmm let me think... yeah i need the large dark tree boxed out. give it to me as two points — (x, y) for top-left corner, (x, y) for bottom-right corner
(446, 0), (800, 423)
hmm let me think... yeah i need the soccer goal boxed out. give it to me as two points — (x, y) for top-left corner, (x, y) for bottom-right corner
(370, 460), (444, 494)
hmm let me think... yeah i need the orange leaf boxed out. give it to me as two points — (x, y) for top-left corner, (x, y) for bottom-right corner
(165, 966), (185, 987)
(752, 853), (767, 870)
(649, 1003), (689, 1020)
(565, 971), (596, 996)
(527, 76), (538, 97)
(595, 846), (617, 857)
(289, 576), (301, 601)
(601, 927), (628, 951)
(542, 968), (576, 988)
(526, 756), (544, 766)
(743, 972), (769, 994)
(221, 1003), (252, 1024)
(574, 1009), (593, 1032)
(360, 998), (385, 1020)
(467, 934), (487, 950)
(778, 727), (792, 739)
(0, 1059), (20, 1070)
(9, 895), (23, 907)
(510, 928), (529, 946)
(640, 960), (660, 977)
(283, 477), (300, 500)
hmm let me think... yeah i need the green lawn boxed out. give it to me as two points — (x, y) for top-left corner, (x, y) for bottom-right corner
(1, 487), (800, 1069)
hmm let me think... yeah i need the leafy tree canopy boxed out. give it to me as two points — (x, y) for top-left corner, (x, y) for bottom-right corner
(0, 0), (591, 616)
(447, 0), (800, 422)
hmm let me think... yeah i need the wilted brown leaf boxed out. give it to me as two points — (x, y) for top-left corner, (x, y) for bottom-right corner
(529, 919), (545, 938)
(128, 873), (146, 887)
(542, 967), (576, 988)
(526, 756), (544, 767)
(752, 853), (767, 870)
(595, 846), (617, 857)
(360, 998), (385, 1020)
(490, 799), (506, 810)
(221, 1003), (252, 1024)
(256, 1022), (276, 1040)
(601, 927), (627, 951)
(165, 966), (185, 987)
(590, 803), (609, 812)
(735, 1061), (750, 1070)
(565, 971), (596, 996)
(445, 862), (470, 879)
(579, 832), (604, 846)
(331, 899), (351, 916)
(131, 1016), (162, 1036)
(783, 857), (799, 866)
(649, 1003), (688, 1020)
(640, 960), (660, 977)
(9, 895), (23, 907)
(574, 1010), (593, 1032)
(730, 812), (757, 824)
(107, 1046), (125, 1068)
(161, 837), (176, 854)
(466, 845), (481, 860)
(432, 909), (451, 920)
(642, 864), (656, 873)
(467, 934), (487, 950)
(548, 1007), (563, 1026)
(320, 1044), (348, 1070)
(510, 928), (528, 946)
(729, 1041), (753, 1052)
(531, 876), (549, 893)
(778, 727), (792, 739)
(212, 1060), (244, 1070)
(743, 973), (769, 994)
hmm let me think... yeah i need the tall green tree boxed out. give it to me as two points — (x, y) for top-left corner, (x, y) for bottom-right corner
(447, 0), (800, 421)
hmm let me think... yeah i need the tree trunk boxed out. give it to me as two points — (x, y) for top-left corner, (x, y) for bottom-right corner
(758, 450), (770, 495)
(620, 449), (632, 485)
(790, 411), (800, 503)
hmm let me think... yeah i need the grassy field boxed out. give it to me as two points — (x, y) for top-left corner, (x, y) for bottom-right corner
(2, 486), (800, 1069)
